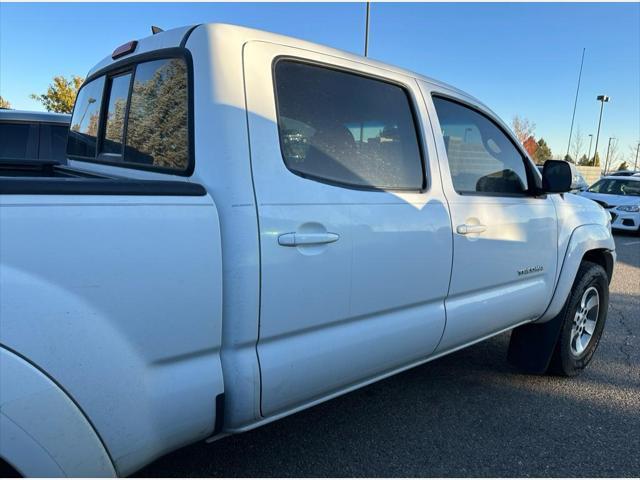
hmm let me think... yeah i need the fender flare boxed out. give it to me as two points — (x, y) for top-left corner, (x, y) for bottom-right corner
(537, 223), (615, 324)
(0, 346), (116, 477)
(507, 223), (614, 373)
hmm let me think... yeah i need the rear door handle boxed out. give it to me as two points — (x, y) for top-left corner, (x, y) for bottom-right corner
(456, 224), (487, 235)
(278, 232), (340, 247)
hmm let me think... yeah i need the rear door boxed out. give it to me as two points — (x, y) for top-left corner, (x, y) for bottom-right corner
(422, 87), (558, 352)
(244, 43), (453, 417)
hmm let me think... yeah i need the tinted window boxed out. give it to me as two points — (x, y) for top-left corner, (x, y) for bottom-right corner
(588, 179), (640, 196)
(433, 97), (529, 195)
(39, 124), (68, 162)
(275, 61), (423, 190)
(125, 58), (189, 170)
(101, 73), (132, 156)
(68, 76), (105, 158)
(0, 122), (38, 159)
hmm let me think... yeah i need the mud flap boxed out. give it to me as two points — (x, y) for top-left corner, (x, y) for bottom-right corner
(507, 313), (565, 374)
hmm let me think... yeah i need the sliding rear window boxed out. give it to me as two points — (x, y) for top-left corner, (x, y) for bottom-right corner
(67, 54), (191, 174)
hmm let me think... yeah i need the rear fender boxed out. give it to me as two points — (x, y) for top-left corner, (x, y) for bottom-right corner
(0, 347), (116, 477)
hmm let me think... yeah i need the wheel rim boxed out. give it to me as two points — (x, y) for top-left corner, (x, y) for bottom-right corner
(570, 286), (600, 357)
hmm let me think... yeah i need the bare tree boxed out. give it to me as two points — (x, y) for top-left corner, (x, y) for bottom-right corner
(628, 142), (640, 170)
(570, 125), (584, 164)
(605, 138), (620, 172)
(511, 115), (536, 145)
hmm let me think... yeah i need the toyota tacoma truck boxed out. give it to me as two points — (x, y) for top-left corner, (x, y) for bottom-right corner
(0, 23), (615, 477)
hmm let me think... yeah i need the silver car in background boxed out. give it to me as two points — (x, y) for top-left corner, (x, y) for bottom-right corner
(580, 175), (640, 232)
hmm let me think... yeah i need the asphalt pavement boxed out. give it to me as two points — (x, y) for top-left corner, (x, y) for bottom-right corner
(138, 232), (639, 477)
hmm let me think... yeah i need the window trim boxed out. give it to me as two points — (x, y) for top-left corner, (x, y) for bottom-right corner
(67, 48), (195, 177)
(272, 56), (427, 193)
(431, 93), (541, 198)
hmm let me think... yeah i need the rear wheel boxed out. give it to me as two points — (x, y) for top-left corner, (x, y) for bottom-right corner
(548, 261), (609, 376)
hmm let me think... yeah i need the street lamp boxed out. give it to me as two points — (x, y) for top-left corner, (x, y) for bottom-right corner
(586, 134), (593, 163)
(78, 97), (96, 128)
(364, 2), (370, 57)
(593, 94), (609, 169)
(604, 137), (616, 175)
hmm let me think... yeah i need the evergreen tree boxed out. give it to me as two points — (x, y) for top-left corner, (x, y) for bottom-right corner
(534, 138), (553, 164)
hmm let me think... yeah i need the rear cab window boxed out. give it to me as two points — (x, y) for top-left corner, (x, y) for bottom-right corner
(67, 53), (191, 175)
(68, 76), (105, 159)
(274, 60), (424, 191)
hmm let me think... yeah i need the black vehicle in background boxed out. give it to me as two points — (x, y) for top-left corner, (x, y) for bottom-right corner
(0, 110), (70, 164)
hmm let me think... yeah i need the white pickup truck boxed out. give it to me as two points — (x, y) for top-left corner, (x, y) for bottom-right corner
(0, 24), (616, 477)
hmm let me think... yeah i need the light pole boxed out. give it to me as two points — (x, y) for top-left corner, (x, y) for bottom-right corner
(592, 95), (609, 168)
(586, 134), (593, 163)
(79, 97), (96, 128)
(634, 143), (639, 171)
(604, 137), (616, 175)
(566, 48), (586, 158)
(364, 2), (370, 57)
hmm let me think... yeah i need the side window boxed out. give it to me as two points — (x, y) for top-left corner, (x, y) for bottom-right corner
(0, 122), (38, 159)
(274, 61), (423, 190)
(68, 76), (105, 158)
(433, 96), (529, 195)
(125, 58), (189, 170)
(39, 124), (69, 161)
(100, 72), (132, 157)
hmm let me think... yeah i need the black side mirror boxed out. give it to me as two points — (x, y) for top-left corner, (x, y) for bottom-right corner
(541, 160), (572, 193)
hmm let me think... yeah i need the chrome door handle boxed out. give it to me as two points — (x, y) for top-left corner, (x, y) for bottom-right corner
(278, 232), (340, 246)
(456, 224), (487, 235)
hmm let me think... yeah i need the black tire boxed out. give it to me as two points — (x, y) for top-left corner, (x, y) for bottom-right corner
(548, 261), (609, 376)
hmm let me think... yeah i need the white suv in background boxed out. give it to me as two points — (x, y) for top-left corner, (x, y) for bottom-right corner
(580, 175), (640, 232)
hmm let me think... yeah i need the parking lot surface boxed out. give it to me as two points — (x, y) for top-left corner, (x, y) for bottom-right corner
(139, 233), (639, 477)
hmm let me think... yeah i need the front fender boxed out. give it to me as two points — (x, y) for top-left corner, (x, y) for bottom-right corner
(0, 347), (116, 477)
(536, 223), (615, 323)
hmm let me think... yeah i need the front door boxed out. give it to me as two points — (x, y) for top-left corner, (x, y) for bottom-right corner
(244, 43), (453, 417)
(422, 89), (558, 352)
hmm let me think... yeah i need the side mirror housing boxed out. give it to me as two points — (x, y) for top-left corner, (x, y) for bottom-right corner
(541, 160), (572, 193)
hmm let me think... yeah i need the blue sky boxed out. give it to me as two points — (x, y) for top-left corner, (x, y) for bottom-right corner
(1, 2), (639, 165)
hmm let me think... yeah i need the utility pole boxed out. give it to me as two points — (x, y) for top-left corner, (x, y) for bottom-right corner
(586, 133), (593, 164)
(364, 2), (371, 57)
(634, 142), (639, 171)
(593, 95), (609, 169)
(604, 137), (616, 175)
(566, 48), (586, 158)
